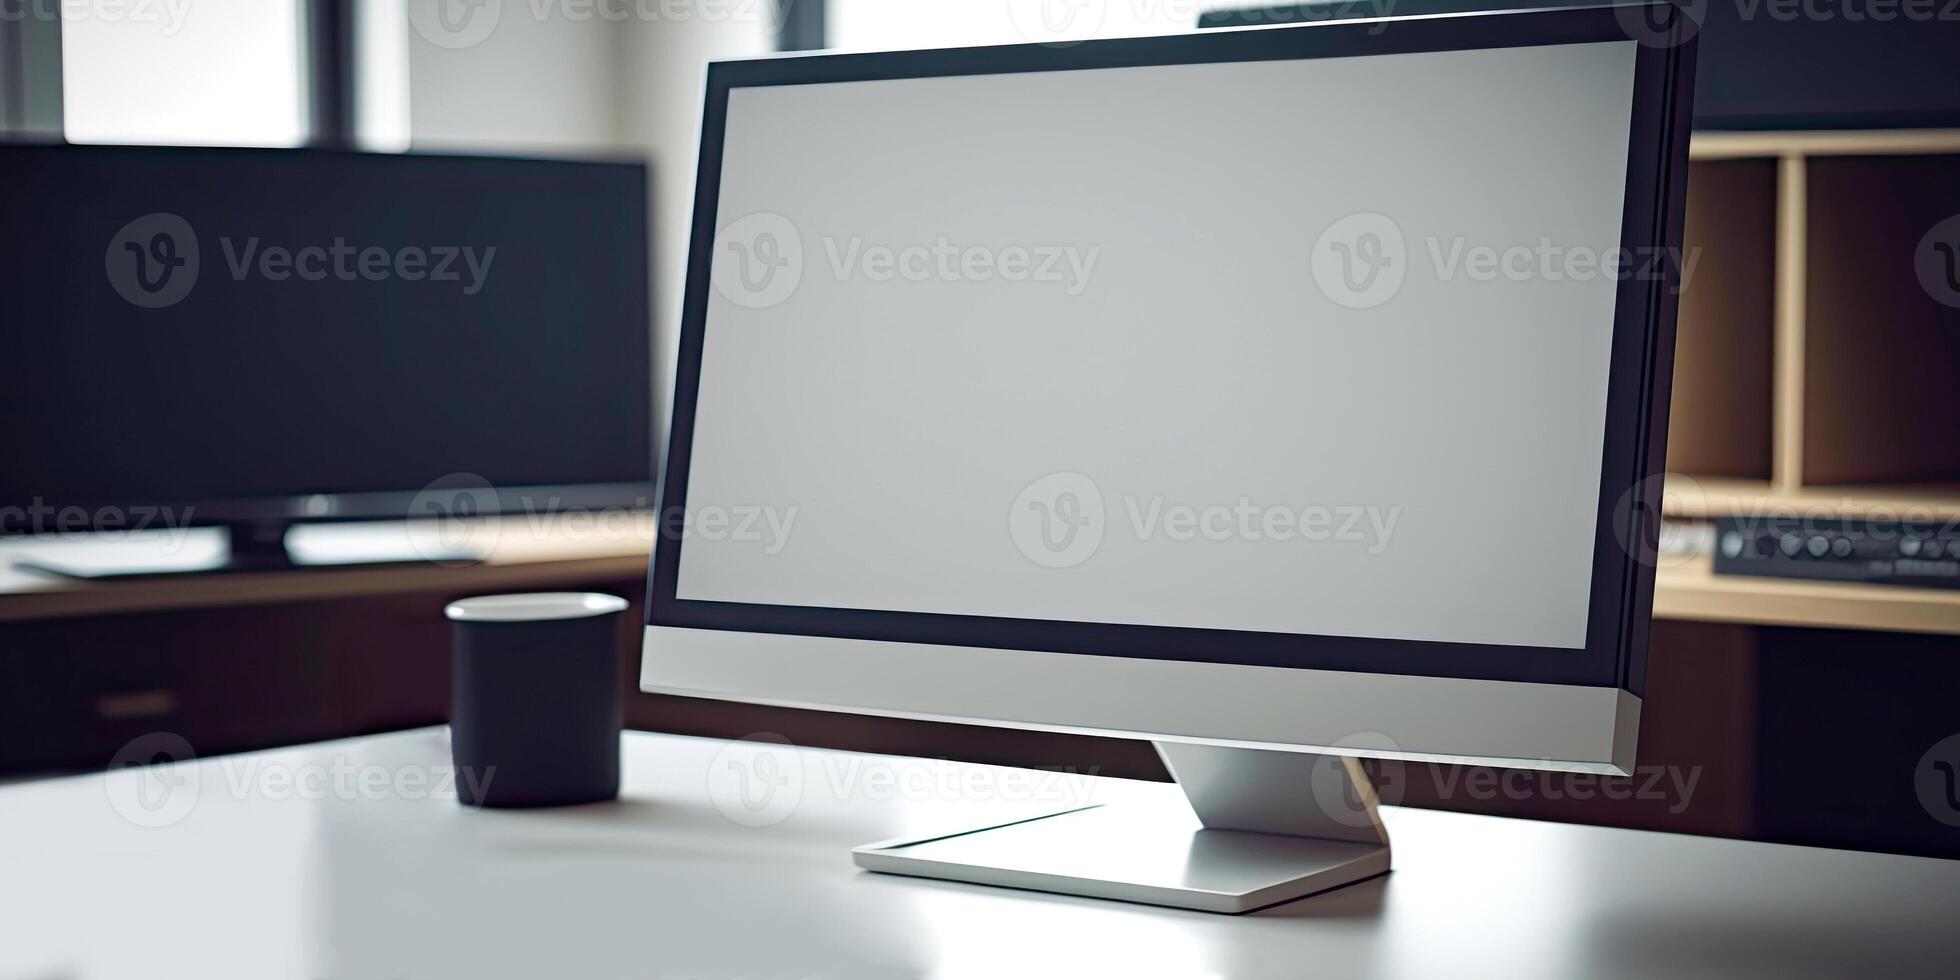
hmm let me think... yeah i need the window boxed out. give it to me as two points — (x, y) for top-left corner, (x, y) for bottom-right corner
(826, 0), (1227, 52)
(61, 0), (308, 147)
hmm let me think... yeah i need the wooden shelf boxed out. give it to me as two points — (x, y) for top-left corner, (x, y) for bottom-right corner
(1655, 551), (1960, 637)
(1664, 129), (1960, 536)
(1691, 129), (1960, 160)
(1662, 476), (1960, 522)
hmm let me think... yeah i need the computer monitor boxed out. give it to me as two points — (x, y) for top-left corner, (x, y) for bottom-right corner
(0, 145), (652, 576)
(643, 4), (1695, 912)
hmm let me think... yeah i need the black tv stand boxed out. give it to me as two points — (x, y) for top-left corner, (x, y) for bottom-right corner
(12, 520), (479, 580)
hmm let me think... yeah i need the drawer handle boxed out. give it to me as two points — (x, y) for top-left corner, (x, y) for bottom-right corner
(96, 689), (179, 720)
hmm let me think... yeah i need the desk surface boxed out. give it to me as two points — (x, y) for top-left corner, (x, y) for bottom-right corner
(4, 728), (1956, 980)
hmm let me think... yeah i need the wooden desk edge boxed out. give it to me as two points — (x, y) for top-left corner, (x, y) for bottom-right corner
(0, 552), (652, 624)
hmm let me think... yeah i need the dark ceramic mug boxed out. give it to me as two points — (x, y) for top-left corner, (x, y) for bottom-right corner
(444, 592), (628, 808)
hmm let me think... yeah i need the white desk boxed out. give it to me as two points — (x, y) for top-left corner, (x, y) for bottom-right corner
(4, 728), (1957, 980)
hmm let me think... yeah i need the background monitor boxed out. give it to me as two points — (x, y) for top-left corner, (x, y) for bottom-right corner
(644, 7), (1691, 776)
(0, 145), (652, 573)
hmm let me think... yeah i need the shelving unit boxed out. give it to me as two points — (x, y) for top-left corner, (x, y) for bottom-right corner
(1664, 130), (1960, 522)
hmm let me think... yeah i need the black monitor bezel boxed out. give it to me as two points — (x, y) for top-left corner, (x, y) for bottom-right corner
(649, 5), (1696, 693)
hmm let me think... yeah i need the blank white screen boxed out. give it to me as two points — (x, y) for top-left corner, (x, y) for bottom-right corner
(678, 40), (1638, 650)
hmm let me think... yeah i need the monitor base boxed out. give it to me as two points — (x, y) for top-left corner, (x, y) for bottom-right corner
(852, 742), (1391, 914)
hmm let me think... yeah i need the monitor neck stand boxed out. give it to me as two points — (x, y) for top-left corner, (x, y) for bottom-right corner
(218, 520), (304, 573)
(853, 741), (1392, 914)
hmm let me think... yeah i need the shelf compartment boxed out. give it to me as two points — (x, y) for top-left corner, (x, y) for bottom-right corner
(1802, 154), (1960, 486)
(1665, 159), (1779, 480)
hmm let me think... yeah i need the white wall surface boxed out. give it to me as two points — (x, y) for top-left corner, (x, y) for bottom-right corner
(614, 11), (774, 440)
(403, 0), (623, 153)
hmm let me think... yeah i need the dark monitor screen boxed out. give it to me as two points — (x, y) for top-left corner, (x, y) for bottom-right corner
(0, 145), (652, 520)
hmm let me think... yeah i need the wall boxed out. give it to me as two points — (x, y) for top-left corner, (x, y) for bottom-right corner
(613, 12), (772, 437)
(404, 0), (622, 154)
(401, 1), (771, 436)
